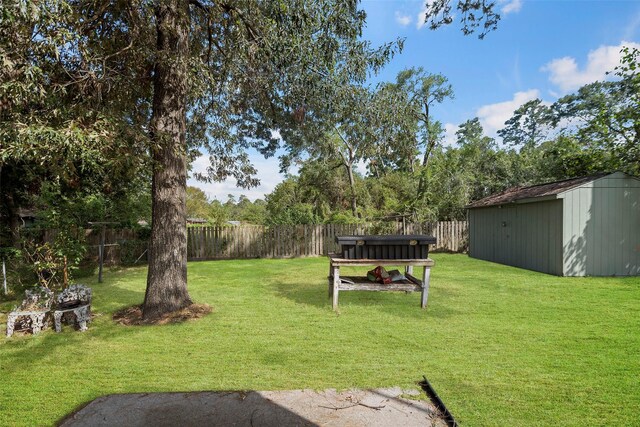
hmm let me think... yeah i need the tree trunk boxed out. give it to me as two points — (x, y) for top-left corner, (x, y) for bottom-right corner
(143, 0), (192, 320)
(416, 101), (434, 202)
(344, 161), (358, 217)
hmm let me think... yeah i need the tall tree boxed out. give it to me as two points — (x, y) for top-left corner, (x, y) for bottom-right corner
(186, 187), (211, 220)
(278, 52), (401, 218)
(536, 135), (618, 181)
(296, 158), (352, 220)
(150, 2), (399, 317)
(552, 79), (640, 175)
(456, 118), (513, 201)
(0, 1), (150, 247)
(143, 0), (192, 318)
(497, 99), (556, 184)
(303, 95), (374, 218)
(498, 99), (556, 149)
(1, 0), (395, 319)
(385, 68), (453, 215)
(265, 178), (320, 225)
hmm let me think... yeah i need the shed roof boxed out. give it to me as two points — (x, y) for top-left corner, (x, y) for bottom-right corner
(466, 173), (609, 208)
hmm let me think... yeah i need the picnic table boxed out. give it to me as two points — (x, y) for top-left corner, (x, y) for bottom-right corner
(328, 255), (434, 310)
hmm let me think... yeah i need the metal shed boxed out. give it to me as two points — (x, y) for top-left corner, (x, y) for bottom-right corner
(466, 172), (640, 276)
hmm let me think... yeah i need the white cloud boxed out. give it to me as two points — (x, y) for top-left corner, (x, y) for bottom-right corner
(189, 154), (211, 177)
(395, 11), (412, 27)
(416, 5), (428, 30)
(476, 89), (540, 136)
(499, 0), (522, 16)
(187, 153), (288, 202)
(541, 41), (640, 93)
(442, 123), (458, 147)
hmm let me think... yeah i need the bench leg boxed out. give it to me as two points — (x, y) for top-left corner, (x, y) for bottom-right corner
(421, 267), (431, 309)
(328, 262), (333, 298)
(332, 265), (340, 311)
(405, 265), (414, 275)
(30, 313), (46, 335)
(6, 313), (17, 337)
(54, 311), (63, 332)
(75, 306), (91, 332)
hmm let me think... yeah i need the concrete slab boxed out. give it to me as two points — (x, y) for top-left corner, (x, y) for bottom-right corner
(59, 387), (447, 426)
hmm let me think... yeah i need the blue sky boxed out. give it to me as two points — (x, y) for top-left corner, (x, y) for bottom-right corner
(189, 0), (640, 201)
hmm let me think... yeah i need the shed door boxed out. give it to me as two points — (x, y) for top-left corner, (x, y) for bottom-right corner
(495, 205), (516, 265)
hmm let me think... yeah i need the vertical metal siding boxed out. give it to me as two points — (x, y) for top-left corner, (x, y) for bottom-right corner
(470, 172), (640, 276)
(468, 200), (563, 275)
(561, 173), (640, 276)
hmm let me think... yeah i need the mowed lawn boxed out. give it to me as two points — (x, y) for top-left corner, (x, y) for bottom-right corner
(1, 254), (639, 426)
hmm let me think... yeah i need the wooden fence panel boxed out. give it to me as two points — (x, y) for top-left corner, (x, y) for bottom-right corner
(182, 222), (468, 260)
(49, 221), (466, 264)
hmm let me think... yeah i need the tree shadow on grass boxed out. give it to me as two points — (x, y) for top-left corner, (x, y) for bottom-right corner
(92, 279), (147, 314)
(1, 284), (146, 372)
(272, 281), (329, 309)
(271, 279), (460, 320)
(335, 290), (461, 320)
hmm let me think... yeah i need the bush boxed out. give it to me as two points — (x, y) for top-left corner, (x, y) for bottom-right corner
(325, 211), (362, 224)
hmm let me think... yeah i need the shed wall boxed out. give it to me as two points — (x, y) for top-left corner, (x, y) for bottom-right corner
(469, 200), (563, 275)
(561, 173), (640, 276)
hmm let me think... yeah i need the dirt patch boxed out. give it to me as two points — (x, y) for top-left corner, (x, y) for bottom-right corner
(113, 303), (212, 326)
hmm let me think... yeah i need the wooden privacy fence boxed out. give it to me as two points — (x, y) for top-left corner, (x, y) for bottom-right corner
(45, 222), (467, 264)
(44, 228), (148, 266)
(186, 221), (468, 260)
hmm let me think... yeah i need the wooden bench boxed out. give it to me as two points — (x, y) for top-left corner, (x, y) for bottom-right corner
(328, 256), (435, 310)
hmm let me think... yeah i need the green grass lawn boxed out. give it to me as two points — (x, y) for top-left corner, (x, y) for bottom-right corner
(1, 254), (639, 426)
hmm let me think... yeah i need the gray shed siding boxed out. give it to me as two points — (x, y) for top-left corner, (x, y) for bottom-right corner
(469, 200), (563, 275)
(561, 172), (640, 276)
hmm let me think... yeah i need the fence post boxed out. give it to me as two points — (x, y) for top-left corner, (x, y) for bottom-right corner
(2, 258), (6, 294)
(98, 225), (106, 283)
